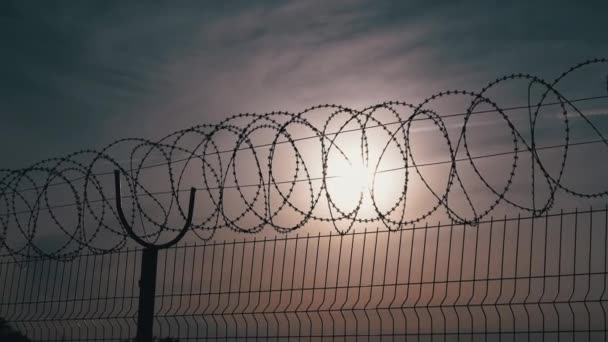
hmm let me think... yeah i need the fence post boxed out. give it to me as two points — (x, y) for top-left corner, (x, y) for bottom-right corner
(136, 247), (158, 342)
(114, 170), (197, 342)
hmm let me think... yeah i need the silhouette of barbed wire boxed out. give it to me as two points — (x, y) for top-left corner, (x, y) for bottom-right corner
(1, 58), (607, 260)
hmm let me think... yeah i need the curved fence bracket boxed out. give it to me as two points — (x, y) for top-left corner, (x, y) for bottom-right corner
(114, 170), (197, 342)
(114, 170), (196, 249)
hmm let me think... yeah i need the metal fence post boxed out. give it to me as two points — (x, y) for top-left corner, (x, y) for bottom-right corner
(136, 247), (158, 341)
(114, 170), (196, 342)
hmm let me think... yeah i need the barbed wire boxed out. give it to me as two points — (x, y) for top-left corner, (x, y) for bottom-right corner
(1, 58), (607, 260)
(3, 137), (607, 224)
(6, 93), (607, 196)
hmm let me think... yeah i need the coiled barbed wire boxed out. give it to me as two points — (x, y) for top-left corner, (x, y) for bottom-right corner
(1, 58), (607, 260)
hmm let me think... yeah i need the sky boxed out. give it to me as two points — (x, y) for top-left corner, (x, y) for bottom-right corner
(1, 0), (608, 251)
(2, 2), (608, 340)
(2, 0), (607, 168)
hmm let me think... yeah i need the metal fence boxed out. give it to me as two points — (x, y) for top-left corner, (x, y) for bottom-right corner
(2, 207), (608, 341)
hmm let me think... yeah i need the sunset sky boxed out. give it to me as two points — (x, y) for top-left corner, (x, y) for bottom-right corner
(3, 2), (608, 341)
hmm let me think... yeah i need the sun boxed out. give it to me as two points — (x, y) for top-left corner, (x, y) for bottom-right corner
(325, 150), (373, 212)
(323, 141), (402, 220)
(337, 159), (372, 191)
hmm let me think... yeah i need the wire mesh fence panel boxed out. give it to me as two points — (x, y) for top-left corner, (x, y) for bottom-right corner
(0, 249), (140, 341)
(1, 208), (607, 341)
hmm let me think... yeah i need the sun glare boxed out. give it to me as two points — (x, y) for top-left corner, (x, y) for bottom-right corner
(339, 159), (372, 191)
(323, 141), (403, 220)
(326, 154), (374, 212)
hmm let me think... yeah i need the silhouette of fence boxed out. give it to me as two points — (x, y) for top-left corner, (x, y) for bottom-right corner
(2, 207), (608, 340)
